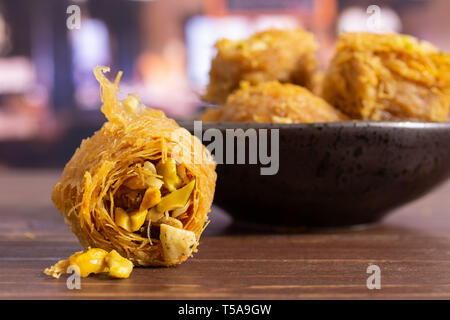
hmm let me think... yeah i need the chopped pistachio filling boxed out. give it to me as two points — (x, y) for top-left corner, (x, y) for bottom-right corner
(109, 158), (196, 259)
(44, 248), (134, 279)
(156, 158), (181, 192)
(155, 179), (195, 214)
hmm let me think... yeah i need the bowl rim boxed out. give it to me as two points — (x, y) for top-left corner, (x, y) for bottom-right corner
(179, 120), (450, 130)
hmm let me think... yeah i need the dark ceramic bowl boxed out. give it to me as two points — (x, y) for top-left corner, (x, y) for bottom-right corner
(181, 121), (450, 228)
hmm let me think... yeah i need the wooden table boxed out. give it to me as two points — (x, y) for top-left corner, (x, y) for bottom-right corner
(1, 169), (450, 299)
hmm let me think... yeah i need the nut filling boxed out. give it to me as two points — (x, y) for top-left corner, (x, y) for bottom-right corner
(105, 158), (197, 262)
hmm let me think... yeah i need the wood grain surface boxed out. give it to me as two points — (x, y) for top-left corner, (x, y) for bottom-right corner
(1, 169), (450, 299)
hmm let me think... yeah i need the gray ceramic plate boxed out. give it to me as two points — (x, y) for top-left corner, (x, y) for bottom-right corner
(181, 121), (450, 227)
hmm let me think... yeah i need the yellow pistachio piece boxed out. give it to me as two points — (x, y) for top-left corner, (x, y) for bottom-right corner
(177, 165), (188, 182)
(172, 200), (190, 218)
(45, 249), (133, 279)
(156, 179), (195, 214)
(44, 258), (71, 279)
(148, 207), (164, 222)
(129, 209), (148, 232)
(139, 187), (162, 211)
(145, 176), (164, 189)
(105, 250), (134, 279)
(123, 176), (145, 189)
(157, 216), (183, 229)
(115, 207), (131, 232)
(124, 175), (163, 190)
(68, 248), (109, 278)
(143, 161), (157, 175)
(156, 158), (181, 192)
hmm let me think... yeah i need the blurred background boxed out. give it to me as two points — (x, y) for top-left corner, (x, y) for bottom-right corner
(0, 0), (449, 168)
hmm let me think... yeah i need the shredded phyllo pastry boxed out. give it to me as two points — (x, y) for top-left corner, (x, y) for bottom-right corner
(204, 28), (320, 103)
(322, 32), (450, 121)
(202, 81), (347, 123)
(45, 66), (216, 278)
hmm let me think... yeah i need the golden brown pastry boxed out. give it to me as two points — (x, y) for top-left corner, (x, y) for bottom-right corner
(204, 28), (320, 103)
(201, 81), (347, 123)
(322, 32), (450, 121)
(51, 66), (217, 268)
